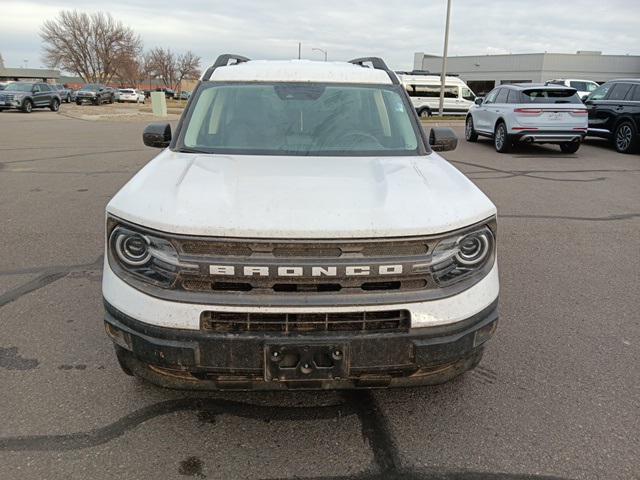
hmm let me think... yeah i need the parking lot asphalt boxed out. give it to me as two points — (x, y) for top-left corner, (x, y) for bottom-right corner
(1, 109), (639, 480)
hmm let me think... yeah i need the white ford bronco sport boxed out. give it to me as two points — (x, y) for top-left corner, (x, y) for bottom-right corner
(102, 55), (499, 390)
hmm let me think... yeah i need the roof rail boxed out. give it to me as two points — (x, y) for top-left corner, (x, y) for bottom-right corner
(348, 57), (399, 84)
(202, 54), (250, 81)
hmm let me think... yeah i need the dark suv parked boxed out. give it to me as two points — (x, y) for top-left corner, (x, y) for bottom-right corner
(585, 79), (640, 153)
(75, 84), (115, 105)
(0, 82), (62, 113)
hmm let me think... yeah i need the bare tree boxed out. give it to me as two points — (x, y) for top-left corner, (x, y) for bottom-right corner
(175, 51), (201, 91)
(146, 48), (201, 91)
(146, 47), (176, 88)
(115, 56), (145, 87)
(40, 11), (142, 83)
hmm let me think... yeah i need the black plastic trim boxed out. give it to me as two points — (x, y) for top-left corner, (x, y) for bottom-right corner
(202, 54), (250, 81)
(349, 57), (399, 85)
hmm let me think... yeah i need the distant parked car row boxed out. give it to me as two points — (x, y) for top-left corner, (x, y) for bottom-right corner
(75, 84), (115, 105)
(465, 78), (640, 154)
(141, 88), (191, 100)
(0, 82), (62, 113)
(115, 88), (145, 103)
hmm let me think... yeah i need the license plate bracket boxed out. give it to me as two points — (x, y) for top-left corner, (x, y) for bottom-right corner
(264, 343), (349, 382)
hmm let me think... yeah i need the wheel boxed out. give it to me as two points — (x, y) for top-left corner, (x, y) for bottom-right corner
(108, 95), (114, 104)
(22, 99), (33, 113)
(76, 100), (82, 106)
(465, 115), (478, 142)
(92, 97), (99, 105)
(494, 122), (511, 153)
(613, 121), (638, 154)
(418, 108), (431, 118)
(114, 345), (134, 376)
(560, 142), (580, 154)
(50, 98), (60, 112)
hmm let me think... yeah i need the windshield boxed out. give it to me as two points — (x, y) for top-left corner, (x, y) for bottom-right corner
(82, 84), (101, 91)
(461, 87), (476, 101)
(522, 89), (582, 104)
(119, 89), (134, 93)
(180, 83), (421, 156)
(5, 83), (33, 92)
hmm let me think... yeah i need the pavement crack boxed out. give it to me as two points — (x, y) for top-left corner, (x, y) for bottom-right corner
(0, 398), (355, 452)
(500, 213), (640, 222)
(450, 160), (626, 183)
(0, 271), (68, 308)
(2, 148), (148, 165)
(347, 391), (401, 474)
(0, 255), (103, 308)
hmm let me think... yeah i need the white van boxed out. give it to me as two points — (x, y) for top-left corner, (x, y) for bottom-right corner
(396, 72), (477, 117)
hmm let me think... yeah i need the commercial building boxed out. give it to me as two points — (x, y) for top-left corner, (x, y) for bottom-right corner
(413, 51), (640, 96)
(0, 67), (60, 83)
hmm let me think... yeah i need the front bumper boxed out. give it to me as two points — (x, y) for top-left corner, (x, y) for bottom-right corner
(104, 298), (498, 390)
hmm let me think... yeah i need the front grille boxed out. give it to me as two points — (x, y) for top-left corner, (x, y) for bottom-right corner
(200, 310), (410, 334)
(0, 94), (14, 102)
(179, 239), (429, 258)
(174, 236), (439, 296)
(182, 276), (429, 293)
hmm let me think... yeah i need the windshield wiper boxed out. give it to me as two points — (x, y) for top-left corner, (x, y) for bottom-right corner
(174, 146), (211, 154)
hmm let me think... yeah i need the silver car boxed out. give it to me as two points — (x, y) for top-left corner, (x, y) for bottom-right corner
(465, 84), (588, 153)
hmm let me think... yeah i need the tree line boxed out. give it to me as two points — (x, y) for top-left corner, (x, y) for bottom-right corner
(39, 11), (201, 90)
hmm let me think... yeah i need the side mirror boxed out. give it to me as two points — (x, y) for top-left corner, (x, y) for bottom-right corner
(429, 127), (458, 152)
(581, 94), (590, 102)
(143, 123), (172, 148)
(474, 97), (483, 106)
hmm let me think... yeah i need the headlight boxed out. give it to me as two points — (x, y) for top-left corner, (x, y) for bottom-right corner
(430, 225), (495, 286)
(109, 224), (197, 287)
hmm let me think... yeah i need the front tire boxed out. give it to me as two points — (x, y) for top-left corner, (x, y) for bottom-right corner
(22, 99), (33, 113)
(465, 116), (478, 142)
(50, 98), (60, 112)
(560, 142), (580, 154)
(613, 121), (638, 154)
(114, 345), (134, 376)
(418, 107), (431, 118)
(76, 100), (82, 106)
(494, 122), (511, 153)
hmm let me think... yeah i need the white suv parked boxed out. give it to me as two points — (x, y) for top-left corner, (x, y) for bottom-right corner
(546, 78), (599, 100)
(102, 55), (499, 390)
(465, 84), (588, 153)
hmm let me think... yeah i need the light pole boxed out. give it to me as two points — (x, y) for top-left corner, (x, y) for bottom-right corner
(438, 0), (452, 116)
(312, 48), (328, 61)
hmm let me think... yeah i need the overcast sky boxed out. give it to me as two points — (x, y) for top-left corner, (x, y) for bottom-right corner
(1, 0), (639, 72)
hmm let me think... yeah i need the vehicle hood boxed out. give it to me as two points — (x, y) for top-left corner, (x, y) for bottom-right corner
(107, 150), (496, 238)
(1, 90), (26, 96)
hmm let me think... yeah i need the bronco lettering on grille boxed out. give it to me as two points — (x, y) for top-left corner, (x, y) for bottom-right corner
(208, 264), (404, 277)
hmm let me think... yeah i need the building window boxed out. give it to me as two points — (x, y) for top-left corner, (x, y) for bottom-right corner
(500, 80), (532, 85)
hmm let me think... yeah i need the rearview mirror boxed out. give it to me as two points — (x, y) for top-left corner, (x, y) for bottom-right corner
(143, 123), (172, 148)
(474, 97), (483, 106)
(429, 127), (457, 152)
